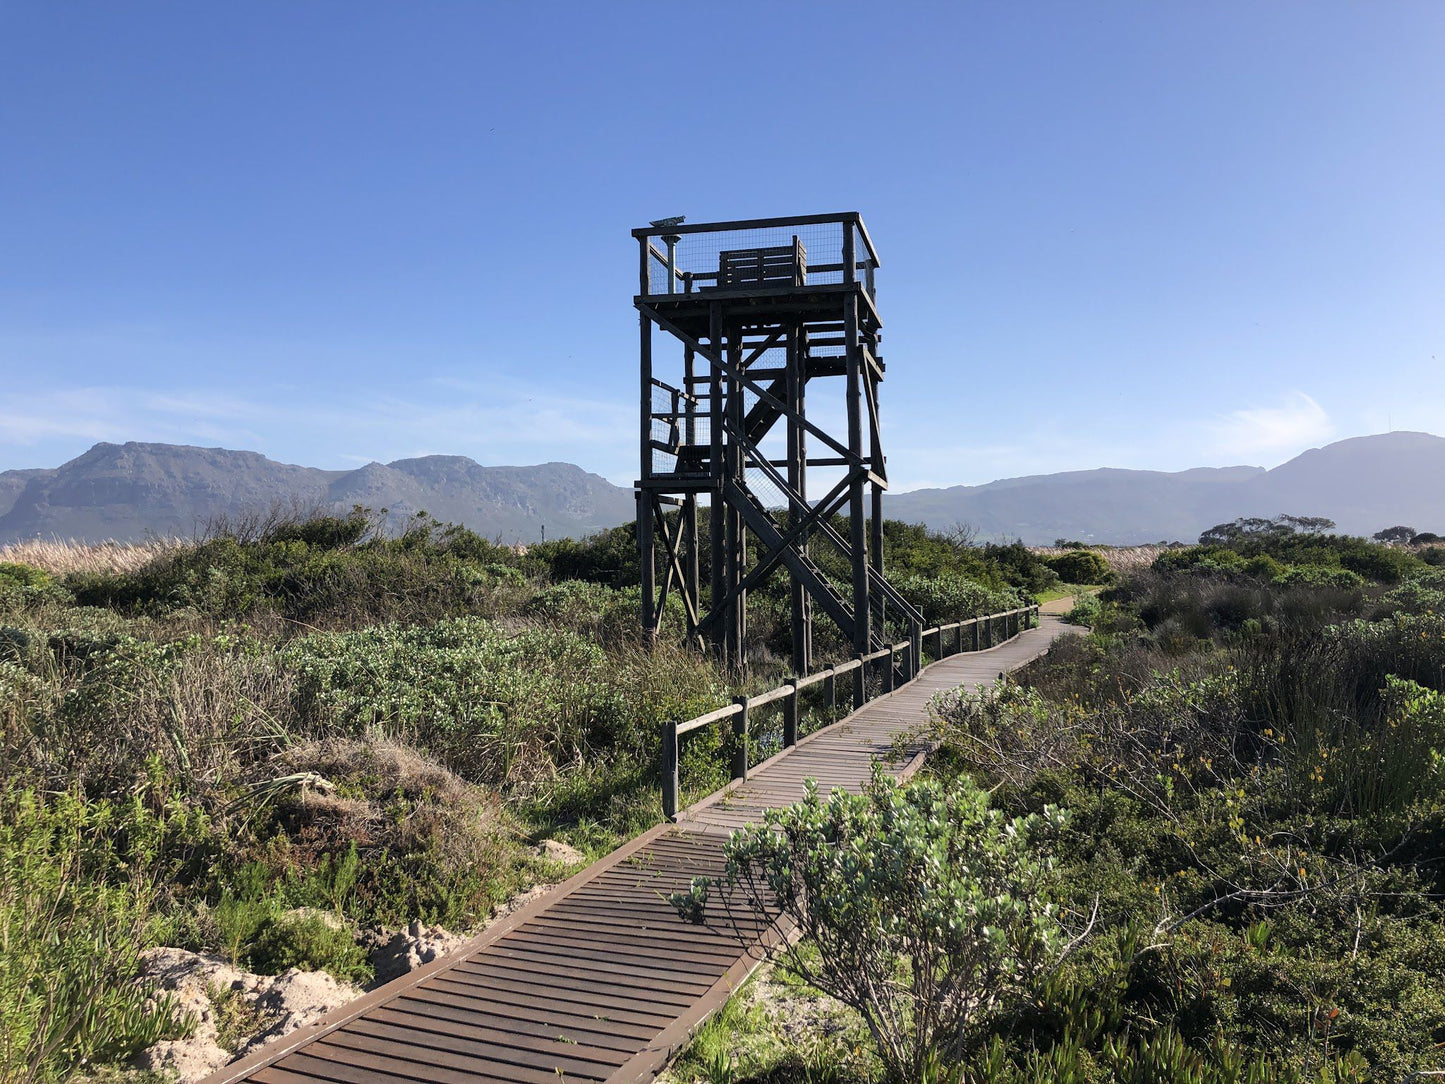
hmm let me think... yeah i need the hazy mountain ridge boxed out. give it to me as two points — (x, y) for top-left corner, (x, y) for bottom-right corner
(885, 432), (1445, 544)
(3, 432), (1440, 549)
(0, 443), (635, 545)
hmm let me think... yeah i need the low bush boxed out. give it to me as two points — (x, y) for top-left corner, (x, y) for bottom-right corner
(1046, 549), (1111, 585)
(673, 769), (1070, 1083)
(892, 573), (1023, 626)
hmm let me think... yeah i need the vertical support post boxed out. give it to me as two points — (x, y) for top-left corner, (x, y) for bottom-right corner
(708, 304), (725, 664)
(883, 651), (894, 694)
(786, 321), (811, 675)
(682, 345), (700, 643)
(638, 311), (656, 645)
(870, 480), (885, 642)
(731, 697), (749, 781)
(972, 619), (980, 652)
(826, 666), (837, 715)
(664, 234), (678, 295)
(911, 622), (923, 680)
(844, 280), (870, 658)
(783, 679), (798, 748)
(852, 657), (866, 710)
(662, 719), (679, 821)
(638, 493), (656, 644)
(725, 330), (746, 668)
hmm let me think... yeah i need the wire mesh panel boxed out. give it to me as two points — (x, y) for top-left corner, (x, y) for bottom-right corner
(640, 218), (876, 296)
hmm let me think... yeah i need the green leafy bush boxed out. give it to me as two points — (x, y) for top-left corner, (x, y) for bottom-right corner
(1047, 550), (1111, 585)
(892, 573), (1022, 626)
(1063, 593), (1102, 627)
(673, 769), (1069, 1082)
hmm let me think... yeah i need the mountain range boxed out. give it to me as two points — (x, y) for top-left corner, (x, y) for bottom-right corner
(0, 431), (1440, 547)
(0, 443), (634, 545)
(885, 431), (1445, 544)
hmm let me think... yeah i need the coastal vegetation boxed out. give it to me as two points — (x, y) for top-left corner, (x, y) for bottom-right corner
(0, 508), (1034, 1083)
(668, 518), (1445, 1081)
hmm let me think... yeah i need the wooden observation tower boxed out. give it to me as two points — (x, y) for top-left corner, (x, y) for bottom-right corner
(634, 212), (922, 673)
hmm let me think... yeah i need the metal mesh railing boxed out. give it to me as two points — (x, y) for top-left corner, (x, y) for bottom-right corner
(639, 217), (877, 296)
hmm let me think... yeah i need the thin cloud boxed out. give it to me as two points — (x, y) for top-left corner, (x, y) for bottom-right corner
(1206, 392), (1335, 459)
(0, 381), (637, 481)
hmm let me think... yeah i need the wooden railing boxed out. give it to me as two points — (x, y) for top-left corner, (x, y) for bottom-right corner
(660, 604), (1040, 820)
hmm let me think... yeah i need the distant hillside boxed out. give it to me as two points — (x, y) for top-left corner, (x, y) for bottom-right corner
(0, 443), (635, 545)
(885, 432), (1445, 544)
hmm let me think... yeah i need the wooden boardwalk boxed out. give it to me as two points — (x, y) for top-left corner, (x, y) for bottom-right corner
(203, 616), (1065, 1084)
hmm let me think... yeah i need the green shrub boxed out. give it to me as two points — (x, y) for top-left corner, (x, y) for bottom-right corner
(1063, 593), (1102, 627)
(1339, 544), (1415, 585)
(673, 769), (1069, 1082)
(250, 913), (370, 983)
(1047, 550), (1111, 585)
(892, 573), (1022, 626)
(910, 565), (1445, 1077)
(1272, 565), (1365, 589)
(0, 563), (52, 591)
(0, 788), (193, 1083)
(1243, 553), (1286, 580)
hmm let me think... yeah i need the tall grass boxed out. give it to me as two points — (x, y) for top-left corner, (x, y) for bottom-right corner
(0, 538), (184, 577)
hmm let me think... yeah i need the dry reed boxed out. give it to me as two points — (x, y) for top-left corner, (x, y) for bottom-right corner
(0, 537), (185, 576)
(1030, 544), (1169, 574)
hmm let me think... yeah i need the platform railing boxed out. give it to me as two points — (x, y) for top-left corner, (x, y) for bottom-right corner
(634, 213), (881, 298)
(660, 603), (1040, 820)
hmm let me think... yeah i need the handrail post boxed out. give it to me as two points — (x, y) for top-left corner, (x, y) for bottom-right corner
(883, 650), (894, 694)
(826, 666), (837, 715)
(783, 679), (799, 748)
(731, 697), (749, 781)
(910, 621), (923, 680)
(662, 719), (679, 821)
(953, 622), (962, 655)
(852, 655), (866, 710)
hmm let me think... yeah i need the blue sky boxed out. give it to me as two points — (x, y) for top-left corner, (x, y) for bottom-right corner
(2, 2), (1442, 489)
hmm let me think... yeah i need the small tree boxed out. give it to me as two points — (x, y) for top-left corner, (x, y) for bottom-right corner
(671, 769), (1070, 1082)
(1373, 525), (1416, 545)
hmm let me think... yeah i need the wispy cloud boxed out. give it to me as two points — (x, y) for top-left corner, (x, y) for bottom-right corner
(0, 381), (637, 481)
(1205, 392), (1335, 459)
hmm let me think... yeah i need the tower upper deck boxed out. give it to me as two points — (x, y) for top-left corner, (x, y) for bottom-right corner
(633, 212), (882, 332)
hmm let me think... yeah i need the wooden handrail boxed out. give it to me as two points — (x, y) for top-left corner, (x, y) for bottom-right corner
(660, 603), (1040, 819)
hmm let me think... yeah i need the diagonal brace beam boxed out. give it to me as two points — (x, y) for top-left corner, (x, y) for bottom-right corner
(638, 303), (856, 465)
